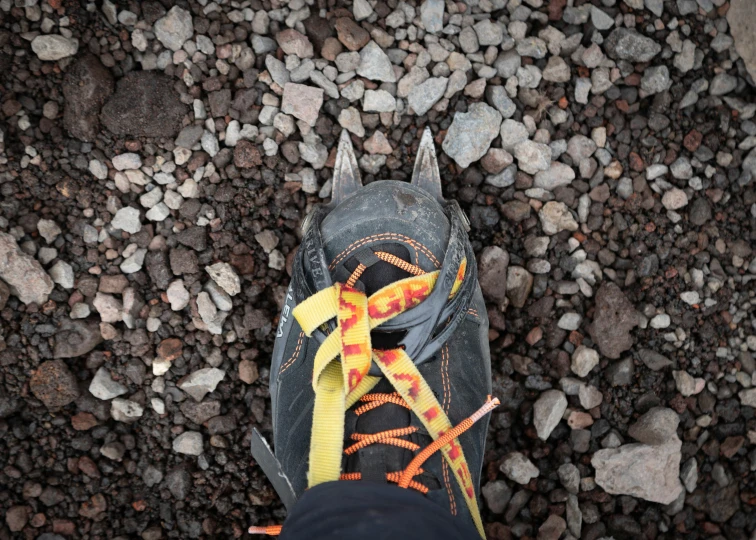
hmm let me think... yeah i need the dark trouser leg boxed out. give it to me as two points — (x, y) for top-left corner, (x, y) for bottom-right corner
(279, 481), (479, 540)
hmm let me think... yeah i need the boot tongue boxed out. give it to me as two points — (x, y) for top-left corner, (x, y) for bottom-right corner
(345, 380), (411, 479)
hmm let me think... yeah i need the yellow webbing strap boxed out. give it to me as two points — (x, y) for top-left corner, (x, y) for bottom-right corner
(306, 284), (377, 485)
(373, 348), (485, 538)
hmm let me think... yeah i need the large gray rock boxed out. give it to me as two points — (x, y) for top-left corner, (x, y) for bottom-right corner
(539, 202), (578, 235)
(588, 282), (639, 359)
(542, 56), (571, 83)
(500, 119), (529, 152)
(356, 41), (397, 83)
(640, 65), (671, 94)
(442, 103), (502, 168)
(567, 494), (582, 534)
(500, 452), (539, 484)
(579, 384), (603, 410)
(111, 153), (142, 170)
(591, 6), (614, 30)
(604, 28), (662, 62)
(486, 164), (516, 188)
(728, 0), (756, 83)
(459, 27), (479, 54)
(31, 35), (78, 61)
(420, 0), (444, 33)
(481, 480), (511, 514)
(474, 19), (503, 47)
(495, 50), (521, 79)
(571, 346), (599, 377)
(111, 207), (141, 234)
(558, 463), (580, 494)
(173, 431), (203, 455)
(101, 71), (187, 138)
(89, 367), (128, 400)
(281, 83), (324, 127)
(265, 56), (289, 87)
(205, 263), (241, 296)
(645, 0), (663, 15)
(514, 140), (551, 174)
(353, 0), (374, 21)
(533, 389), (567, 440)
(111, 398), (144, 422)
(478, 246), (509, 303)
(709, 73), (738, 96)
(539, 515), (567, 540)
(592, 406), (682, 504)
(178, 368), (226, 401)
(154, 6), (194, 52)
(506, 266), (533, 308)
(0, 232), (54, 305)
(639, 349), (674, 371)
(338, 107), (365, 136)
(62, 55), (114, 142)
(165, 467), (192, 499)
(408, 77), (447, 116)
(363, 90), (396, 112)
(566, 134), (597, 163)
(175, 125), (204, 149)
(486, 86), (516, 118)
(744, 147), (756, 177)
(54, 319), (103, 359)
(38, 220), (61, 244)
(592, 439), (683, 504)
(739, 388), (756, 407)
(628, 407), (679, 445)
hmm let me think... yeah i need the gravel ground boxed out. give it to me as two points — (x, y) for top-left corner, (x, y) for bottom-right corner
(1, 0), (755, 538)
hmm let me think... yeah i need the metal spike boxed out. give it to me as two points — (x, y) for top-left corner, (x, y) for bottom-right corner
(329, 130), (362, 207)
(410, 127), (444, 202)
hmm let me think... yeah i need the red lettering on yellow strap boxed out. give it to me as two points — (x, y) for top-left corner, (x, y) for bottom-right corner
(401, 282), (431, 307)
(368, 295), (403, 319)
(423, 406), (440, 421)
(374, 349), (400, 366)
(447, 438), (461, 460)
(347, 368), (364, 391)
(393, 373), (421, 400)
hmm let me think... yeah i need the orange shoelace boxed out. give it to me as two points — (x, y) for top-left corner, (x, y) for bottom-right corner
(345, 251), (425, 287)
(250, 251), (497, 537)
(341, 393), (499, 493)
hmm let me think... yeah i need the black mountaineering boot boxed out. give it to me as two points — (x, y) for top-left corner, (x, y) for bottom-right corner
(251, 128), (495, 538)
